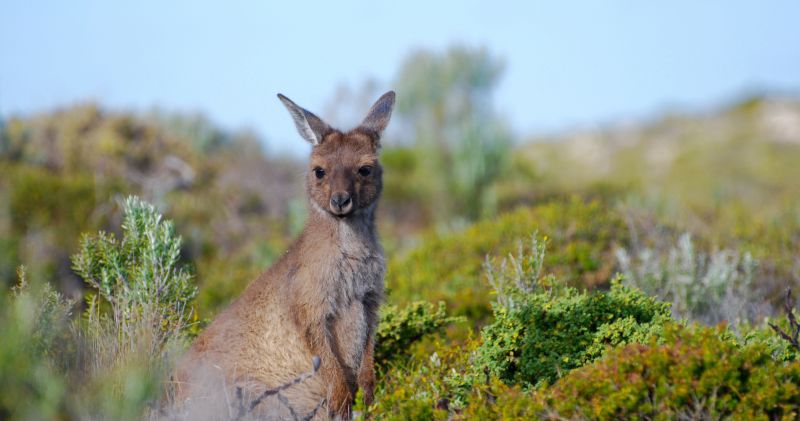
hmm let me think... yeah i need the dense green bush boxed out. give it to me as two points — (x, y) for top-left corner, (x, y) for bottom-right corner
(477, 279), (671, 387)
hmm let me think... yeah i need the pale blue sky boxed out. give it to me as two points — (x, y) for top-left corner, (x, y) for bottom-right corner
(1, 1), (799, 155)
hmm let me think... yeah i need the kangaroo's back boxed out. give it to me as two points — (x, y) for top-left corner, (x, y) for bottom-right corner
(173, 91), (396, 420)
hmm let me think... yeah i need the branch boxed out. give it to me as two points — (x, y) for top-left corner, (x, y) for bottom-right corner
(768, 288), (800, 352)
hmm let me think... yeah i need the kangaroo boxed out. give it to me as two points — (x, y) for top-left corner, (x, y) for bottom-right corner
(175, 91), (395, 420)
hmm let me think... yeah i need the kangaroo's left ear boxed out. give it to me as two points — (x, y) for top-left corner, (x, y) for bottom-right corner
(358, 91), (395, 143)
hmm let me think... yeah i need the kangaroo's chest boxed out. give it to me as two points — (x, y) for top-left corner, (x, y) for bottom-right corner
(329, 252), (384, 303)
(327, 242), (384, 370)
(324, 223), (385, 306)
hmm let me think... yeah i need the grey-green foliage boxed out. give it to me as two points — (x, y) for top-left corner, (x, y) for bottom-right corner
(72, 195), (197, 357)
(616, 232), (762, 326)
(484, 233), (549, 310)
(395, 45), (512, 221)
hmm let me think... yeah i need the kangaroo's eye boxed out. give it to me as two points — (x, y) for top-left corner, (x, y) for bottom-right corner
(313, 167), (325, 179)
(358, 166), (372, 177)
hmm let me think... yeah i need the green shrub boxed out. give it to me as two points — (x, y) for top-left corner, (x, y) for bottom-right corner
(72, 195), (197, 358)
(533, 325), (800, 420)
(476, 279), (672, 387)
(375, 301), (463, 367)
(370, 235), (673, 419)
(368, 228), (798, 420)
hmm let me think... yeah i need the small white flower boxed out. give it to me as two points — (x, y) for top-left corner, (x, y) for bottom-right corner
(430, 351), (441, 367)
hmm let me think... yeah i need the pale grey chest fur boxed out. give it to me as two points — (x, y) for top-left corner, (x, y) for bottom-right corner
(327, 218), (385, 305)
(327, 219), (385, 370)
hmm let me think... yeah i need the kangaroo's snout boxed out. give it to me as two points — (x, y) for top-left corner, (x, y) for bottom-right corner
(330, 192), (352, 215)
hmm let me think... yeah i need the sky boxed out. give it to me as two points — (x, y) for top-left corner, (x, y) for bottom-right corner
(1, 0), (799, 155)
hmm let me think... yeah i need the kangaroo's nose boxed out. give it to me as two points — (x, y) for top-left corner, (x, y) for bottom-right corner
(330, 192), (352, 212)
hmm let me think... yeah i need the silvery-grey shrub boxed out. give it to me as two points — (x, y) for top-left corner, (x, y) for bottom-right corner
(616, 233), (765, 326)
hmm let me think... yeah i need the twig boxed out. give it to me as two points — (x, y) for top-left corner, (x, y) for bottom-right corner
(769, 288), (800, 352)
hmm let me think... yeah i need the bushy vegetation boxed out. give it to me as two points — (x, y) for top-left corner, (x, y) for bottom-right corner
(73, 196), (197, 358)
(0, 197), (197, 419)
(375, 301), (463, 367)
(367, 242), (800, 420)
(477, 279), (671, 387)
(473, 235), (670, 386)
(617, 232), (765, 325)
(387, 198), (627, 322)
(531, 326), (800, 420)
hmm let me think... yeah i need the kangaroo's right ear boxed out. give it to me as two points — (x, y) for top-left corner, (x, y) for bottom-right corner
(277, 94), (331, 146)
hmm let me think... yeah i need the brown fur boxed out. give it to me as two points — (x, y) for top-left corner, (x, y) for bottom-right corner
(175, 92), (395, 420)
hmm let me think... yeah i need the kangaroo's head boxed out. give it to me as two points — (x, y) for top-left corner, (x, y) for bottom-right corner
(278, 91), (395, 218)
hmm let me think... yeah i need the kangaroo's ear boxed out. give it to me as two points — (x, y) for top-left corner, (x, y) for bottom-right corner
(277, 94), (331, 146)
(359, 91), (395, 140)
